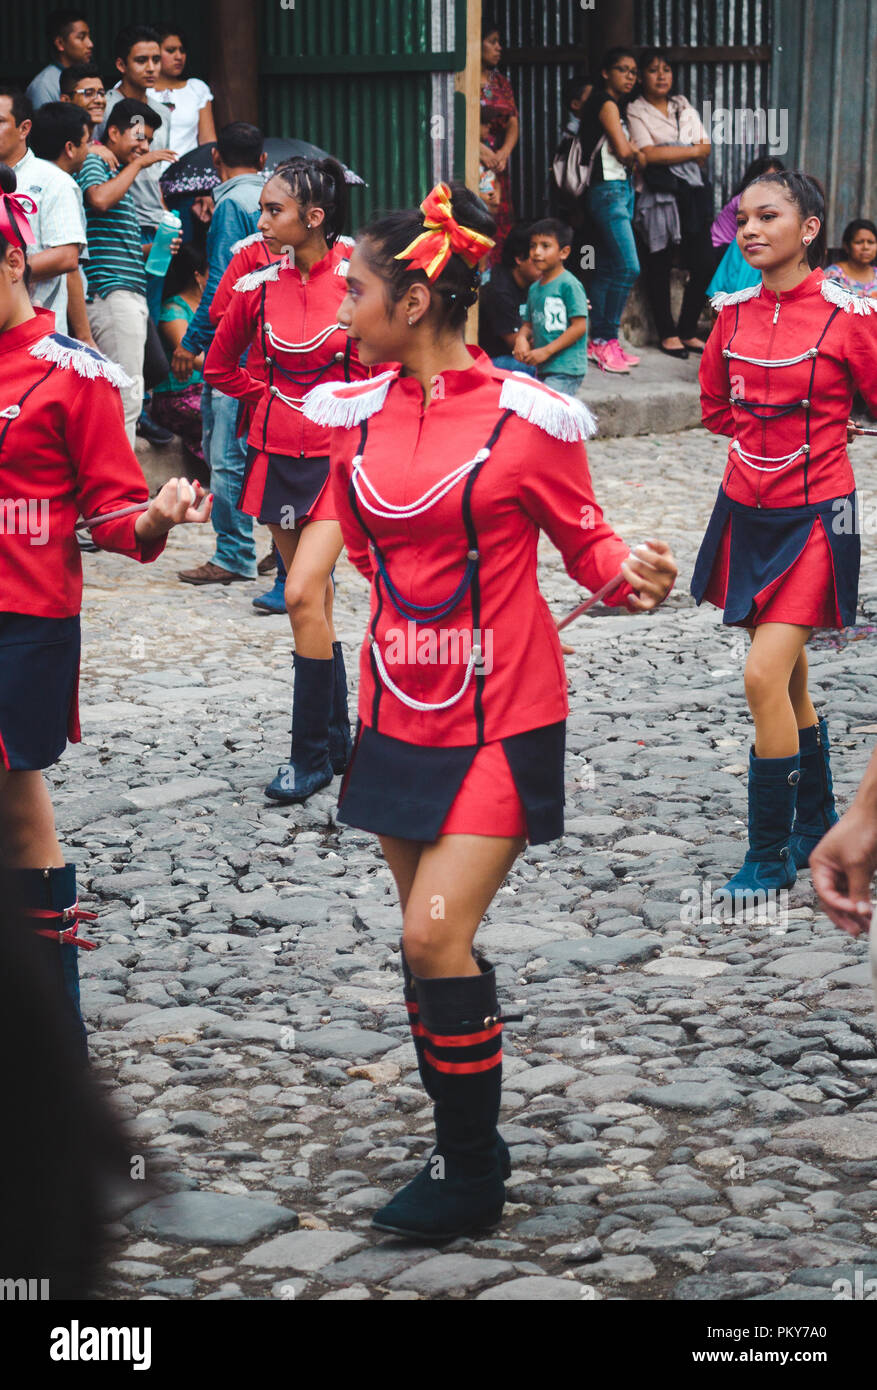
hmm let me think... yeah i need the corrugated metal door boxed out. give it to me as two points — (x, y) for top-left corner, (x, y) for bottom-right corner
(772, 0), (877, 242)
(634, 0), (774, 212)
(497, 1), (587, 218)
(259, 0), (464, 228)
(1, 2), (209, 90)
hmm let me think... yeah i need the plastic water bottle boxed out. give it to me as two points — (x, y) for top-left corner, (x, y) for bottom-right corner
(145, 211), (182, 276)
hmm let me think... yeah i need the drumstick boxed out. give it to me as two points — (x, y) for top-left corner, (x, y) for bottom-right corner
(556, 567), (628, 631)
(853, 426), (877, 435)
(76, 480), (198, 531)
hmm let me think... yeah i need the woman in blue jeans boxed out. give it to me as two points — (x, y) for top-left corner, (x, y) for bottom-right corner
(579, 47), (645, 374)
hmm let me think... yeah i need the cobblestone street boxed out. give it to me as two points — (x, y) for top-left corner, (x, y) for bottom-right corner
(62, 426), (877, 1302)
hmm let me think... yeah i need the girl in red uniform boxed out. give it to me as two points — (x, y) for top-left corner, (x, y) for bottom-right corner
(0, 165), (212, 1059)
(692, 171), (877, 910)
(204, 158), (368, 803)
(303, 183), (678, 1239)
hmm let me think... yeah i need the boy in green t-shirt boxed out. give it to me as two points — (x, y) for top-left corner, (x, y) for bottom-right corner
(513, 218), (589, 396)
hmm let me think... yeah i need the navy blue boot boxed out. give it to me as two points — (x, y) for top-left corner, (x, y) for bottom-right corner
(790, 717), (839, 869)
(12, 864), (97, 1065)
(372, 961), (506, 1240)
(252, 551), (287, 614)
(400, 944), (511, 1180)
(328, 641), (354, 775)
(715, 749), (800, 914)
(265, 653), (334, 803)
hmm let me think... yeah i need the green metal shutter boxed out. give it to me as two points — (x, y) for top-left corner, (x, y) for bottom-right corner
(259, 0), (466, 228)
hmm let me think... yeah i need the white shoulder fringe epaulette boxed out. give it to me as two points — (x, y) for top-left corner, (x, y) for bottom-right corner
(29, 333), (133, 388)
(230, 230), (264, 256)
(820, 278), (877, 314)
(710, 282), (762, 312)
(303, 370), (398, 428)
(498, 372), (597, 441)
(234, 258), (283, 292)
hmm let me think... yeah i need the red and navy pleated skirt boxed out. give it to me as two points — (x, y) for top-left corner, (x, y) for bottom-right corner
(238, 447), (335, 527)
(691, 488), (859, 628)
(337, 720), (566, 844)
(0, 614), (81, 771)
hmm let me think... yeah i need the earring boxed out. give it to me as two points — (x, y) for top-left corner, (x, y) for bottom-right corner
(408, 317), (415, 326)
(803, 236), (813, 246)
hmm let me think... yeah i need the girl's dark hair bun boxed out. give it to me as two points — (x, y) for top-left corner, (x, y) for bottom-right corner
(0, 164), (18, 195)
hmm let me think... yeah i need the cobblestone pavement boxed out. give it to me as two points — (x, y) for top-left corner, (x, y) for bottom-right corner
(60, 427), (877, 1302)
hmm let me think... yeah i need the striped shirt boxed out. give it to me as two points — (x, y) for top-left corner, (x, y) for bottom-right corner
(76, 154), (146, 299)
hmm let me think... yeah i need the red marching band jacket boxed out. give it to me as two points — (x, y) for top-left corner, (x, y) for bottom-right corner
(203, 239), (367, 458)
(209, 230), (277, 390)
(701, 267), (877, 506)
(0, 308), (165, 621)
(303, 348), (638, 749)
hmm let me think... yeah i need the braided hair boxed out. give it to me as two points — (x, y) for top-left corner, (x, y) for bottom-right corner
(270, 156), (349, 247)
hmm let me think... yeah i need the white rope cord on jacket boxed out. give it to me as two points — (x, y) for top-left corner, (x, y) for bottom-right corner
(369, 635), (483, 711)
(725, 348), (818, 368)
(351, 449), (490, 519)
(265, 322), (339, 353)
(731, 440), (809, 471)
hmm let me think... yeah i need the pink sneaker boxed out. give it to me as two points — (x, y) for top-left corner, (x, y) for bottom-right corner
(592, 339), (630, 374)
(617, 341), (640, 366)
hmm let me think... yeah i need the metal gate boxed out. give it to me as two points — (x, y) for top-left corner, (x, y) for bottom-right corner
(772, 0), (877, 242)
(259, 0), (465, 228)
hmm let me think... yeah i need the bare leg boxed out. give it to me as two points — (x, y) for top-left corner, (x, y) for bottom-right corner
(744, 623), (813, 758)
(0, 769), (65, 868)
(378, 835), (428, 914)
(269, 519), (342, 659)
(393, 833), (526, 978)
(788, 643), (818, 731)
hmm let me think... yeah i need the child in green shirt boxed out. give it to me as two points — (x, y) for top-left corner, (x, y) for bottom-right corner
(513, 218), (589, 396)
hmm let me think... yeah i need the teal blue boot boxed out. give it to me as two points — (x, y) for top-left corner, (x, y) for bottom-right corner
(715, 748), (800, 914)
(265, 653), (334, 803)
(790, 717), (839, 869)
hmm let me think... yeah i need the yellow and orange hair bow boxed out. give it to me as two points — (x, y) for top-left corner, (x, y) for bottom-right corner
(394, 183), (495, 280)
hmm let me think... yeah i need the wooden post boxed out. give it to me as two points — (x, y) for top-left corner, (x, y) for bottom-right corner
(454, 0), (482, 342)
(210, 0), (260, 128)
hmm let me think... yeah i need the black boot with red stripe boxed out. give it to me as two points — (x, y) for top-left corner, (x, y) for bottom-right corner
(12, 863), (97, 1065)
(401, 944), (511, 1179)
(372, 959), (510, 1240)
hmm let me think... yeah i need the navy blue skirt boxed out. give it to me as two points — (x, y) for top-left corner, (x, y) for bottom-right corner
(691, 488), (860, 628)
(0, 614), (81, 771)
(337, 720), (566, 845)
(242, 446), (331, 526)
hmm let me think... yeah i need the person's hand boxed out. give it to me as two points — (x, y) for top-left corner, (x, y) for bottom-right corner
(847, 417), (863, 443)
(91, 142), (120, 172)
(171, 344), (197, 382)
(810, 808), (877, 937)
(527, 345), (552, 366)
(512, 336), (530, 362)
(192, 194), (213, 224)
(620, 539), (678, 611)
(169, 234), (182, 257)
(494, 150), (509, 173)
(136, 148), (178, 170)
(634, 149), (648, 170)
(480, 144), (499, 170)
(134, 479), (213, 542)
